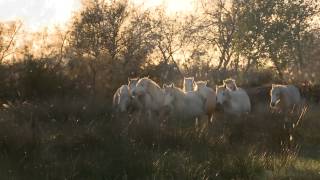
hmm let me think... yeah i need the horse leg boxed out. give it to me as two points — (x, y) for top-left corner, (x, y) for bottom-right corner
(195, 117), (199, 127)
(208, 113), (213, 127)
(146, 110), (153, 123)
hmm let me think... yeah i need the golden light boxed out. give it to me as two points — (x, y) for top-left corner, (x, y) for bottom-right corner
(0, 0), (195, 32)
(0, 0), (81, 31)
(132, 0), (195, 13)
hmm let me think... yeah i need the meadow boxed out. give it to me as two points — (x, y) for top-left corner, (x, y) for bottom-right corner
(0, 63), (319, 179)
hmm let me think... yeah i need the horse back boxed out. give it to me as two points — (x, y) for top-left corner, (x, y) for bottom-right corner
(229, 88), (251, 112)
(286, 85), (302, 104)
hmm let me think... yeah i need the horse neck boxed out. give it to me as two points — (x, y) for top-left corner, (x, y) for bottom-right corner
(121, 85), (130, 96)
(183, 82), (192, 92)
(183, 84), (187, 91)
(147, 82), (163, 102)
(121, 85), (128, 91)
(174, 87), (186, 99)
(279, 87), (290, 107)
(194, 88), (206, 101)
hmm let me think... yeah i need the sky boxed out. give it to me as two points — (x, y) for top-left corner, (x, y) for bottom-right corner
(0, 0), (195, 31)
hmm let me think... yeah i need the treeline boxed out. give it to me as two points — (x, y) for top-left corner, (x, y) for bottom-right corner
(0, 0), (320, 100)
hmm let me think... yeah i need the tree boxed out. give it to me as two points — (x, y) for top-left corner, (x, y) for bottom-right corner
(234, 0), (318, 78)
(121, 10), (156, 76)
(0, 21), (22, 63)
(201, 0), (240, 72)
(69, 0), (128, 94)
(149, 8), (186, 79)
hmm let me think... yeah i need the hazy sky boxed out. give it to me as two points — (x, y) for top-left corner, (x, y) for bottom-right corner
(0, 0), (81, 30)
(0, 0), (195, 31)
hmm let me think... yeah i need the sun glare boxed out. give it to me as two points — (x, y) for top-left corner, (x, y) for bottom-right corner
(0, 0), (195, 31)
(133, 0), (195, 13)
(0, 0), (81, 31)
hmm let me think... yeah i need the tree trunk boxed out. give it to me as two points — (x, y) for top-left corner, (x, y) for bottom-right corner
(273, 61), (284, 81)
(234, 52), (240, 75)
(245, 58), (252, 73)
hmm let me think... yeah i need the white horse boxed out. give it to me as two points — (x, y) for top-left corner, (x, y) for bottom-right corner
(183, 77), (195, 92)
(163, 83), (205, 120)
(127, 78), (143, 110)
(131, 77), (166, 118)
(195, 81), (217, 123)
(270, 84), (302, 113)
(216, 85), (251, 115)
(128, 78), (139, 95)
(113, 85), (131, 113)
(223, 78), (238, 91)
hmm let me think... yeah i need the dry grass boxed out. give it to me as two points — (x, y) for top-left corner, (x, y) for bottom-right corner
(0, 98), (318, 179)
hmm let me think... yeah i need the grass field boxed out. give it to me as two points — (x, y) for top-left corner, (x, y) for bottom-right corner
(0, 97), (318, 180)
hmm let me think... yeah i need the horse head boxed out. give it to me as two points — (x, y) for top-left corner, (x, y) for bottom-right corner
(223, 78), (237, 91)
(128, 78), (139, 95)
(216, 85), (231, 105)
(183, 77), (195, 92)
(270, 84), (282, 108)
(163, 83), (175, 107)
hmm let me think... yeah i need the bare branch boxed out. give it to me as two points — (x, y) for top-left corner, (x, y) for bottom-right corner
(0, 21), (23, 63)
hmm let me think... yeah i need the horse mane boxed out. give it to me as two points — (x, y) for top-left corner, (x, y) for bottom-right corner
(140, 77), (161, 90)
(272, 84), (286, 89)
(196, 81), (207, 86)
(128, 78), (139, 88)
(129, 78), (139, 81)
(223, 78), (235, 83)
(223, 78), (237, 90)
(120, 85), (129, 92)
(138, 77), (163, 103)
(216, 85), (226, 91)
(271, 84), (292, 103)
(270, 84), (286, 95)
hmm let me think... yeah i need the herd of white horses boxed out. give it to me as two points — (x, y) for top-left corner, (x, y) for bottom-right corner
(113, 77), (303, 123)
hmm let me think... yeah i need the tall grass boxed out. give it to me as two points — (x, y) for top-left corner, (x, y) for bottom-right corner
(0, 59), (319, 179)
(0, 97), (318, 179)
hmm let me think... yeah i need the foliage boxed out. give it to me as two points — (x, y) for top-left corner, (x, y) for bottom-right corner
(234, 0), (318, 77)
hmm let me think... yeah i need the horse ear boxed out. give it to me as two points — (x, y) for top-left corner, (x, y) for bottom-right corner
(163, 84), (167, 88)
